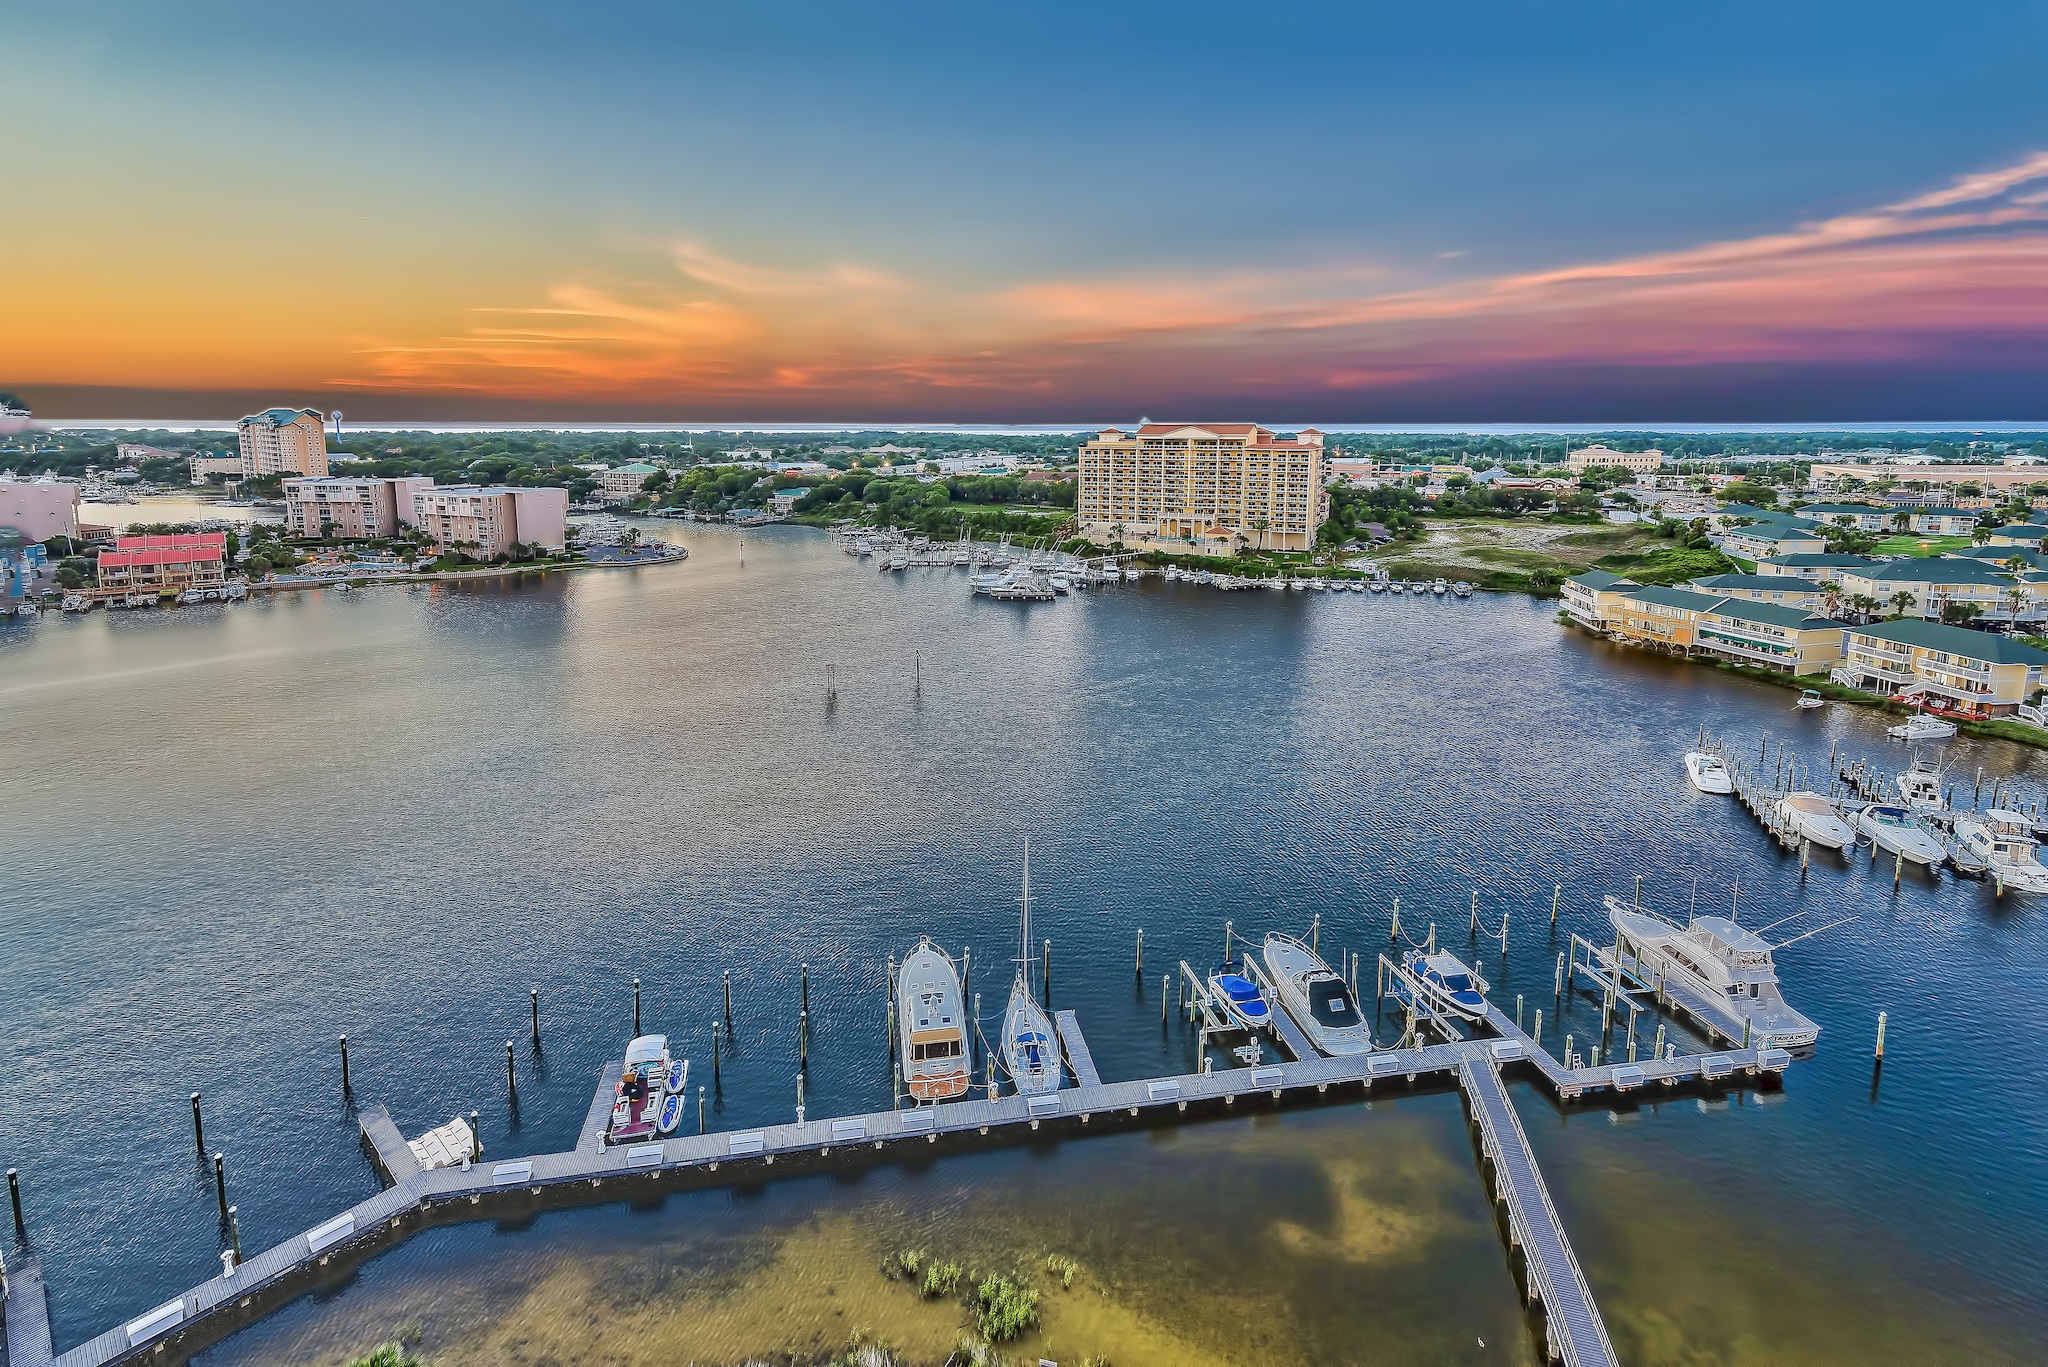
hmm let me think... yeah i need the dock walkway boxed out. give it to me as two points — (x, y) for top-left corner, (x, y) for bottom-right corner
(355, 1103), (422, 1183)
(1459, 1059), (1617, 1367)
(578, 1061), (625, 1150)
(43, 1006), (1790, 1367)
(1053, 1010), (1101, 1086)
(4, 1257), (55, 1367)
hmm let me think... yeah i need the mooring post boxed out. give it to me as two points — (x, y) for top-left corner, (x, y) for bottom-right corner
(1224, 918), (1233, 963)
(212, 1152), (228, 1221)
(531, 987), (540, 1041)
(698, 1086), (706, 1134)
(340, 1034), (350, 1092)
(801, 962), (810, 1015)
(1894, 847), (1904, 888)
(8, 1168), (23, 1234)
(1389, 896), (1400, 942)
(1500, 911), (1510, 956)
(1311, 913), (1320, 955)
(226, 1205), (242, 1266)
(1653, 1021), (1665, 1058)
(1426, 923), (1435, 954)
(191, 1092), (205, 1154)
(1556, 950), (1565, 996)
(1160, 977), (1168, 1023)
(505, 1040), (517, 1105)
(723, 969), (732, 1023)
(1043, 939), (1052, 998)
(886, 955), (896, 1007)
(1135, 928), (1144, 976)
(1516, 994), (1524, 1031)
(1533, 1009), (1543, 1046)
(1633, 872), (1642, 911)
(1550, 883), (1561, 926)
(962, 947), (970, 1000)
(1376, 955), (1385, 1000)
(1875, 1010), (1888, 1058)
(796, 1072), (805, 1124)
(712, 1022), (722, 1089)
(634, 978), (643, 1035)
(1742, 1018), (1753, 1049)
(469, 1111), (481, 1159)
(892, 1060), (902, 1109)
(1564, 1033), (1574, 1068)
(1468, 891), (1479, 937)
(800, 1009), (809, 1069)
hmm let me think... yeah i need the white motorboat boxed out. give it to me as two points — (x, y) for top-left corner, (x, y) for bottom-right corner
(1393, 950), (1487, 1022)
(897, 938), (970, 1101)
(1604, 896), (1821, 1048)
(1000, 843), (1062, 1095)
(1773, 791), (1855, 849)
(1261, 933), (1372, 1055)
(887, 551), (909, 571)
(1852, 803), (1947, 866)
(1452, 581), (1473, 597)
(1951, 810), (2048, 893)
(1796, 688), (1825, 709)
(609, 1033), (674, 1143)
(1889, 707), (1957, 741)
(1207, 962), (1273, 1031)
(1684, 751), (1734, 794)
(1895, 758), (1946, 813)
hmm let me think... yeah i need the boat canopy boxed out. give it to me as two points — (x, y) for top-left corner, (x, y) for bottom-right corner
(1307, 978), (1362, 1028)
(1217, 974), (1259, 1002)
(624, 1034), (668, 1067)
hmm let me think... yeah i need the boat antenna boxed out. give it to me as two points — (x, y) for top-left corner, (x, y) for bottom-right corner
(1751, 906), (1816, 937)
(1730, 879), (1740, 925)
(1774, 914), (1859, 950)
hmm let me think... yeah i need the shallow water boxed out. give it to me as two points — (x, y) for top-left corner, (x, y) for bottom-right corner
(3, 523), (2046, 1363)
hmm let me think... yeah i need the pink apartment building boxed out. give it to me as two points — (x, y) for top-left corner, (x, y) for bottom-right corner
(282, 476), (434, 539)
(410, 485), (568, 558)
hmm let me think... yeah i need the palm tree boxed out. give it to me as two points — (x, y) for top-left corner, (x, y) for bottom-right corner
(1848, 593), (1881, 622)
(2007, 585), (2029, 629)
(1893, 509), (1913, 533)
(1888, 590), (1917, 619)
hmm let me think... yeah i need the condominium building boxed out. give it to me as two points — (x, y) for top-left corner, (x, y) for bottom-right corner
(1565, 445), (1664, 474)
(1835, 559), (2032, 621)
(410, 485), (568, 558)
(1560, 568), (1637, 630)
(1078, 424), (1327, 553)
(1808, 463), (2048, 496)
(1796, 502), (1896, 532)
(1757, 554), (1882, 581)
(1690, 600), (1844, 676)
(1910, 507), (1982, 536)
(188, 453), (247, 484)
(237, 407), (331, 478)
(1840, 620), (2048, 717)
(93, 532), (228, 596)
(1615, 586), (1723, 652)
(283, 476), (434, 539)
(1688, 574), (1828, 612)
(596, 462), (662, 504)
(1720, 521), (1827, 560)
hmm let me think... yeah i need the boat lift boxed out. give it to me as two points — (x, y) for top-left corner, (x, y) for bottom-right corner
(1177, 960), (1265, 1067)
(1373, 952), (1468, 1047)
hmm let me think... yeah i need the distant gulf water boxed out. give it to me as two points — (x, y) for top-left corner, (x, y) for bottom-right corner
(2, 523), (2045, 1364)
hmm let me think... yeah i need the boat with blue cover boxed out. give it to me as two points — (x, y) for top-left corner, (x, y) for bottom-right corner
(1393, 950), (1488, 1022)
(1208, 961), (1273, 1031)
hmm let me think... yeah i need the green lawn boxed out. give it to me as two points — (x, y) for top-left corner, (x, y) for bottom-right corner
(1870, 534), (1972, 557)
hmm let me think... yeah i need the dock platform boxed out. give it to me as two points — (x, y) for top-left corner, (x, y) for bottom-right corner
(1238, 956), (1321, 1061)
(355, 1103), (422, 1184)
(1053, 1010), (1101, 1086)
(579, 1060), (625, 1150)
(1459, 1059), (1617, 1367)
(4, 1257), (55, 1367)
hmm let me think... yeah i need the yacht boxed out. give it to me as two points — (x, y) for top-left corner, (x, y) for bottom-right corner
(1000, 842), (1062, 1096)
(1261, 933), (1372, 1055)
(1684, 751), (1734, 794)
(1394, 950), (1487, 1022)
(1889, 707), (1957, 741)
(1604, 896), (1821, 1048)
(1207, 962), (1273, 1031)
(1773, 792), (1855, 849)
(1895, 758), (1946, 813)
(1951, 810), (2048, 893)
(1851, 803), (1948, 866)
(897, 939), (971, 1101)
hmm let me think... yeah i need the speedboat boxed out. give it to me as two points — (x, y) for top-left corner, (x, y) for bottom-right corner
(1796, 689), (1825, 709)
(1261, 933), (1372, 1055)
(1431, 578), (1448, 595)
(1604, 896), (1820, 1048)
(609, 1033), (674, 1142)
(1452, 581), (1472, 597)
(1207, 962), (1273, 1031)
(1889, 708), (1957, 741)
(1684, 751), (1734, 794)
(1394, 950), (1487, 1022)
(1773, 792), (1855, 849)
(1000, 843), (1062, 1095)
(1895, 758), (1946, 813)
(1852, 803), (1947, 866)
(897, 939), (970, 1100)
(1951, 810), (2048, 893)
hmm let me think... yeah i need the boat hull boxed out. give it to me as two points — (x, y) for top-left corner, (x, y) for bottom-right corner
(898, 941), (971, 1100)
(1001, 979), (1062, 1095)
(1261, 934), (1373, 1055)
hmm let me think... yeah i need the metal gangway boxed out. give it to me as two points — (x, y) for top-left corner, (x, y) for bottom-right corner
(1458, 1058), (1618, 1367)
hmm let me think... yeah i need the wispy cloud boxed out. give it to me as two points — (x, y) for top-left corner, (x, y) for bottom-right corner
(339, 152), (2048, 412)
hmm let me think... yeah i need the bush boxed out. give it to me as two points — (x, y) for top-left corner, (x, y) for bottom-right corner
(923, 1259), (963, 1298)
(346, 1344), (425, 1367)
(974, 1275), (1040, 1342)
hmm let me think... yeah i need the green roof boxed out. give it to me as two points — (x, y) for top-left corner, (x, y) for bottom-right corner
(1565, 568), (1634, 591)
(1621, 585), (1725, 612)
(1702, 599), (1834, 630)
(1797, 502), (1889, 515)
(1850, 560), (2017, 586)
(1759, 553), (1880, 568)
(1691, 574), (1820, 593)
(1990, 524), (2048, 540)
(1850, 619), (2048, 665)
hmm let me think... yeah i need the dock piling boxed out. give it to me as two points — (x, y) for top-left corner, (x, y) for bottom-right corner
(962, 947), (970, 1000)
(505, 1041), (517, 1105)
(1136, 928), (1144, 976)
(1554, 953), (1564, 996)
(1516, 994), (1524, 1031)
(1500, 911), (1510, 956)
(339, 1034), (350, 1092)
(1224, 918), (1233, 963)
(531, 988), (540, 1041)
(191, 1092), (205, 1154)
(1160, 977), (1168, 1023)
(698, 1086), (706, 1134)
(634, 978), (642, 1035)
(1389, 896), (1400, 942)
(712, 1022), (722, 1089)
(1550, 883), (1560, 926)
(800, 1009), (809, 1069)
(1311, 913), (1320, 955)
(227, 1205), (242, 1265)
(723, 969), (732, 1023)
(212, 1153), (228, 1221)
(1875, 1010), (1888, 1059)
(801, 962), (810, 1015)
(8, 1168), (22, 1234)
(1426, 923), (1435, 953)
(1533, 1008), (1542, 1045)
(1469, 891), (1479, 937)
(469, 1112), (480, 1159)
(1653, 1022), (1665, 1058)
(1043, 939), (1052, 998)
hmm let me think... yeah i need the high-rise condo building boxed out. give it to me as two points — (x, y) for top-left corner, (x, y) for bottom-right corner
(237, 407), (331, 478)
(1078, 424), (1328, 553)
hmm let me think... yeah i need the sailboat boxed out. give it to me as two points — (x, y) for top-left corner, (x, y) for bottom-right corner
(1001, 839), (1062, 1095)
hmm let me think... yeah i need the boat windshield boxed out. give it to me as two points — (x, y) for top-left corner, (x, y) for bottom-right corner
(1308, 978), (1362, 1027)
(1439, 972), (1473, 992)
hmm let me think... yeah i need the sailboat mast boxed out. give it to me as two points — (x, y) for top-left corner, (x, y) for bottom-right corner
(1020, 836), (1031, 973)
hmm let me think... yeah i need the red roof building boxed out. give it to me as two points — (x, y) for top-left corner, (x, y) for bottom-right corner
(95, 532), (229, 596)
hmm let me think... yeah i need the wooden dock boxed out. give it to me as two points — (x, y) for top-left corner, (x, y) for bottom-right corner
(578, 1061), (625, 1150)
(35, 1004), (1792, 1367)
(1459, 1059), (1618, 1367)
(3, 1256), (56, 1367)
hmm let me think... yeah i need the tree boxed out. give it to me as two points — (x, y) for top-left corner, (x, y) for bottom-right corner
(1887, 590), (1917, 619)
(245, 556), (272, 579)
(1847, 593), (1881, 621)
(53, 566), (84, 589)
(1972, 524), (1994, 546)
(1893, 510), (1913, 532)
(641, 469), (671, 494)
(1942, 601), (1984, 625)
(2007, 585), (2030, 628)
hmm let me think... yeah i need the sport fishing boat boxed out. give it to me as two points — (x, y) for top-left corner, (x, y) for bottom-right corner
(1684, 751), (1734, 794)
(1773, 791), (1855, 849)
(608, 1034), (677, 1143)
(1950, 809), (2048, 893)
(1604, 895), (1822, 1048)
(897, 939), (971, 1101)
(1889, 706), (1958, 741)
(1261, 932), (1372, 1055)
(1000, 842), (1061, 1095)
(1895, 757), (1946, 813)
(1207, 961), (1273, 1031)
(1851, 803), (1948, 866)
(1393, 950), (1488, 1022)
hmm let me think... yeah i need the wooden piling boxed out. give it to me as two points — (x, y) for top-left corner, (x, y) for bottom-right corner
(1532, 1008), (1542, 1045)
(1516, 994), (1524, 1030)
(723, 969), (732, 1022)
(634, 978), (642, 1035)
(1653, 1022), (1666, 1058)
(505, 1041), (517, 1104)
(1160, 977), (1168, 1023)
(1224, 918), (1233, 962)
(1550, 883), (1561, 926)
(698, 1086), (706, 1134)
(1389, 896), (1400, 942)
(1469, 891), (1479, 936)
(1311, 913), (1320, 955)
(1042, 938), (1051, 997)
(340, 1035), (350, 1092)
(531, 987), (540, 1041)
(191, 1093), (205, 1154)
(1875, 1010), (1888, 1058)
(212, 1153), (228, 1221)
(712, 1022), (721, 1088)
(801, 963), (810, 1015)
(800, 1009), (809, 1068)
(9, 1168), (23, 1233)
(1135, 929), (1144, 975)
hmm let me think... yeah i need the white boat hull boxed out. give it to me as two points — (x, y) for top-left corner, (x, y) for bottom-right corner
(1775, 796), (1854, 849)
(1853, 809), (1946, 866)
(1261, 934), (1372, 1055)
(1001, 978), (1062, 1095)
(1684, 751), (1733, 794)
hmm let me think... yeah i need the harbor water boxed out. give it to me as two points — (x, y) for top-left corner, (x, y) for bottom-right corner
(2, 523), (2045, 1364)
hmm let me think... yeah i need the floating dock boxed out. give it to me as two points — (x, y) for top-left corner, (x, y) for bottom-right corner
(1053, 1009), (1101, 1086)
(3, 1257), (55, 1367)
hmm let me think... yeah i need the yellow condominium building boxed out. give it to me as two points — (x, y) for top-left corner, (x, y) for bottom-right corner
(237, 407), (331, 478)
(1841, 619), (2048, 717)
(1079, 423), (1328, 553)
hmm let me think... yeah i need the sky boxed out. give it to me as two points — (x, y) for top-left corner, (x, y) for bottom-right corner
(7, 1), (2048, 423)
